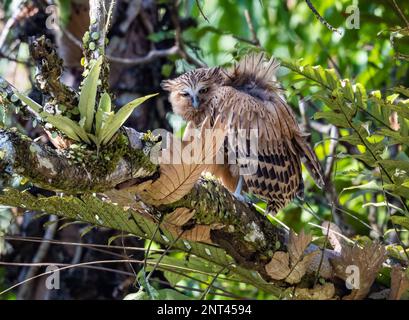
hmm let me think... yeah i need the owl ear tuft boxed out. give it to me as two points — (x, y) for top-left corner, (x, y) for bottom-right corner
(161, 79), (174, 92)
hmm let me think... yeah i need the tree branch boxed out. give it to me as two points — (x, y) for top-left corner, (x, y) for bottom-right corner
(0, 128), (157, 192)
(0, 126), (336, 288)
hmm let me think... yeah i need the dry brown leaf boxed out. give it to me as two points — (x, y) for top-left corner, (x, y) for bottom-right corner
(138, 115), (227, 205)
(331, 242), (386, 300)
(286, 250), (320, 284)
(266, 230), (318, 284)
(164, 207), (195, 227)
(104, 189), (134, 208)
(181, 225), (213, 243)
(294, 283), (335, 300)
(163, 223), (214, 244)
(162, 207), (224, 244)
(265, 251), (291, 280)
(321, 221), (343, 253)
(283, 230), (317, 284)
(306, 249), (334, 279)
(46, 130), (74, 149)
(288, 229), (312, 264)
(389, 265), (409, 300)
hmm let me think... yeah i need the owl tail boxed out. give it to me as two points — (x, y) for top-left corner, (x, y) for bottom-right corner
(225, 52), (281, 92)
(293, 134), (325, 189)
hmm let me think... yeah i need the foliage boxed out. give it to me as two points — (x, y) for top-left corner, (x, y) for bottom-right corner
(7, 58), (157, 149)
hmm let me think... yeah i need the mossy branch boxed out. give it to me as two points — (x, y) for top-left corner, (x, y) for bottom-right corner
(0, 128), (157, 192)
(0, 126), (337, 288)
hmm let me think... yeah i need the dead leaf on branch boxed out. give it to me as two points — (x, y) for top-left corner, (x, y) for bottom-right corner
(286, 230), (319, 284)
(286, 251), (320, 284)
(265, 230), (318, 284)
(265, 251), (291, 280)
(164, 207), (195, 227)
(162, 207), (224, 244)
(288, 229), (312, 263)
(180, 224), (213, 243)
(331, 242), (386, 300)
(321, 221), (343, 253)
(389, 265), (409, 300)
(294, 283), (335, 300)
(136, 116), (227, 205)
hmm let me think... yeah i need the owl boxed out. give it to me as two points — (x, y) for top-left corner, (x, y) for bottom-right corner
(161, 53), (324, 214)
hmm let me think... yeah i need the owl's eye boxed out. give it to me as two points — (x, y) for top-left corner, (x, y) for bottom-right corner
(199, 87), (208, 94)
(181, 92), (190, 97)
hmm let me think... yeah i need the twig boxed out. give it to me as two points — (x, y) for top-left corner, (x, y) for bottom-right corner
(61, 27), (179, 66)
(391, 0), (409, 29)
(61, 28), (83, 49)
(324, 125), (339, 181)
(170, 2), (206, 68)
(200, 263), (232, 300)
(305, 0), (341, 35)
(195, 0), (209, 23)
(0, 260), (242, 299)
(4, 235), (167, 252)
(88, 0), (107, 59)
(0, 4), (22, 51)
(107, 46), (179, 65)
(16, 215), (58, 299)
(145, 229), (185, 282)
(105, 0), (116, 33)
(61, 1), (205, 68)
(244, 9), (260, 47)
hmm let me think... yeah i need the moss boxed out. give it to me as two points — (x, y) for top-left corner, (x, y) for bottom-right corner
(80, 133), (157, 179)
(7, 130), (158, 193)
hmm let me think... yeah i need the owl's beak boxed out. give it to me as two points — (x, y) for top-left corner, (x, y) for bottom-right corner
(191, 95), (200, 109)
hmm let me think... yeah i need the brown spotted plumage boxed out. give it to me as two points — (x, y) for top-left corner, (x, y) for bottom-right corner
(161, 53), (324, 214)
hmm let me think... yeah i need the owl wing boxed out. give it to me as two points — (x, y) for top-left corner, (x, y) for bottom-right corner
(208, 86), (324, 213)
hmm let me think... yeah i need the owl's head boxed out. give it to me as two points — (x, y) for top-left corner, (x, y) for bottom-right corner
(161, 67), (225, 123)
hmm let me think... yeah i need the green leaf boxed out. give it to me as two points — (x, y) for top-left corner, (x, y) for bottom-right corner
(98, 111), (115, 142)
(393, 86), (409, 98)
(78, 56), (103, 133)
(324, 69), (339, 90)
(124, 289), (192, 300)
(391, 216), (409, 230)
(355, 83), (368, 109)
(378, 128), (409, 146)
(80, 225), (96, 238)
(342, 181), (382, 193)
(157, 289), (192, 300)
(46, 115), (91, 144)
(95, 92), (111, 137)
(164, 271), (184, 287)
(124, 290), (149, 300)
(341, 79), (355, 102)
(101, 93), (158, 144)
(314, 111), (349, 127)
(14, 91), (42, 113)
